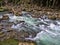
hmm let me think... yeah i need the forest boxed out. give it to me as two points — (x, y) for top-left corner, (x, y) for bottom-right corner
(0, 0), (60, 8)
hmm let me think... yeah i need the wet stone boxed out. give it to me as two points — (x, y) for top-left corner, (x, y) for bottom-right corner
(0, 24), (3, 30)
(2, 15), (9, 20)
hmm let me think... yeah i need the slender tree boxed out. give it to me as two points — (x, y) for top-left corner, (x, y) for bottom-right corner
(0, 0), (3, 6)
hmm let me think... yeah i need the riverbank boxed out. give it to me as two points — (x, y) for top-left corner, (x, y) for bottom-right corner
(0, 38), (36, 45)
(0, 4), (60, 20)
(0, 39), (18, 45)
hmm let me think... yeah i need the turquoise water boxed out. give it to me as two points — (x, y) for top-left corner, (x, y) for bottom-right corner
(0, 11), (60, 45)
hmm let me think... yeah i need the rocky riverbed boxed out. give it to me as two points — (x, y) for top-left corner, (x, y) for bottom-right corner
(0, 11), (38, 41)
(0, 11), (60, 45)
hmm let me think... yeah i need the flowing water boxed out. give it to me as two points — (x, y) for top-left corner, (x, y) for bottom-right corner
(0, 11), (60, 45)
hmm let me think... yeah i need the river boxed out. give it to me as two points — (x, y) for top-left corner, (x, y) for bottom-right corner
(0, 11), (60, 45)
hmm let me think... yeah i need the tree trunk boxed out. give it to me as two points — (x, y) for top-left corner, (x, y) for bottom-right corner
(52, 0), (56, 8)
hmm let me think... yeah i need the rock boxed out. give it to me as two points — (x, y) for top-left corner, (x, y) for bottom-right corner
(22, 8), (26, 11)
(0, 34), (5, 38)
(2, 15), (9, 20)
(18, 41), (36, 45)
(0, 16), (3, 20)
(6, 27), (13, 31)
(15, 11), (22, 16)
(0, 24), (3, 30)
(0, 31), (4, 34)
(48, 15), (57, 20)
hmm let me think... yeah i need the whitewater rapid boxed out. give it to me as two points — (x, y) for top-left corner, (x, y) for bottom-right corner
(1, 11), (60, 45)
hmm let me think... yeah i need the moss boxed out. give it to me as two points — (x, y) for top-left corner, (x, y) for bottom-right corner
(0, 8), (4, 12)
(0, 7), (9, 12)
(0, 39), (19, 45)
(0, 38), (37, 45)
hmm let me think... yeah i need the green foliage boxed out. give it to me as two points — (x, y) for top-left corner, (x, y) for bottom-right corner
(0, 39), (18, 45)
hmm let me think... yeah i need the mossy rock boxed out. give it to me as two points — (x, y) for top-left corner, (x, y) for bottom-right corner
(0, 7), (9, 12)
(0, 8), (4, 12)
